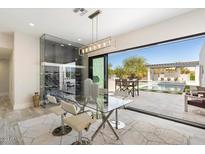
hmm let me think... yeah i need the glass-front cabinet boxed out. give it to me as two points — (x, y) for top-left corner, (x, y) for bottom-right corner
(40, 34), (84, 105)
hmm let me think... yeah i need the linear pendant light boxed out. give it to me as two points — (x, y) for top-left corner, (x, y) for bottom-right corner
(79, 10), (112, 55)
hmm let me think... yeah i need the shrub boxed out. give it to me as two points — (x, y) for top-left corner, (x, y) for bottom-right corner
(114, 66), (126, 79)
(184, 85), (190, 92)
(190, 72), (195, 81)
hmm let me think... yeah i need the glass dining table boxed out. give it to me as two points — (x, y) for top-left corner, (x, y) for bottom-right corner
(58, 91), (133, 141)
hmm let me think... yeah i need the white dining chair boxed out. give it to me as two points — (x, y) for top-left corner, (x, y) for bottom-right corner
(63, 101), (96, 145)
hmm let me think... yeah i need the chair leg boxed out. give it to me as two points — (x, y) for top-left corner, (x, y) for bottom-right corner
(61, 114), (65, 133)
(184, 95), (188, 112)
(52, 114), (72, 136)
(78, 131), (82, 143)
(72, 131), (90, 145)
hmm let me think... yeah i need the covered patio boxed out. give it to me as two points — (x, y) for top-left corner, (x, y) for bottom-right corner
(146, 61), (201, 86)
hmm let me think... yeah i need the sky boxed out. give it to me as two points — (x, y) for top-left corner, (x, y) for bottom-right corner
(108, 36), (205, 69)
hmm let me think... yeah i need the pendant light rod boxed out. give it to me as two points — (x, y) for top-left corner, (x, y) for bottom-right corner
(92, 18), (94, 43)
(79, 9), (112, 55)
(96, 15), (98, 41)
(90, 10), (101, 43)
(88, 10), (101, 19)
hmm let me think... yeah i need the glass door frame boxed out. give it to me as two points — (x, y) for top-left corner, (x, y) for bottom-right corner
(88, 54), (108, 90)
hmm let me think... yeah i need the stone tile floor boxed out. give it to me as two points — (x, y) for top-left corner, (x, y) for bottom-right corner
(1, 95), (205, 145)
(17, 112), (188, 145)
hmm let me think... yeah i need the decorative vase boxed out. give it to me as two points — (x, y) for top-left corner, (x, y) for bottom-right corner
(33, 92), (40, 108)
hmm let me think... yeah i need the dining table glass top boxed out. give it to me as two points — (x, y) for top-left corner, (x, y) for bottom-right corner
(56, 90), (133, 113)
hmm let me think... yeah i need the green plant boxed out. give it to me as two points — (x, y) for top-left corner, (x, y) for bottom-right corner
(114, 66), (126, 79)
(184, 85), (190, 92)
(108, 63), (114, 78)
(180, 67), (191, 74)
(190, 72), (195, 81)
(66, 71), (75, 79)
(123, 57), (147, 79)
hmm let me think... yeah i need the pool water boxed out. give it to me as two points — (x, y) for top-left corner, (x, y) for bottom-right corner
(140, 82), (185, 93)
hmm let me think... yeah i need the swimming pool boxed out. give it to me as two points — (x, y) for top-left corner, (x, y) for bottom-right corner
(140, 82), (185, 94)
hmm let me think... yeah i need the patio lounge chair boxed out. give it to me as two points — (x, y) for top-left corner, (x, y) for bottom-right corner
(184, 87), (205, 112)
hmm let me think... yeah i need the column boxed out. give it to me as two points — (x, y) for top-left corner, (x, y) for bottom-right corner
(147, 67), (151, 81)
(195, 65), (200, 86)
(151, 69), (154, 81)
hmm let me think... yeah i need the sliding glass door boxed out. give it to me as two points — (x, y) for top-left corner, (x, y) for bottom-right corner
(89, 34), (205, 129)
(89, 55), (108, 89)
(107, 34), (205, 127)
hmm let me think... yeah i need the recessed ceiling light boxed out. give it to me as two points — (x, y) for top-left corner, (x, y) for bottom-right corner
(29, 23), (35, 27)
(60, 44), (64, 47)
(77, 38), (82, 41)
(68, 43), (72, 46)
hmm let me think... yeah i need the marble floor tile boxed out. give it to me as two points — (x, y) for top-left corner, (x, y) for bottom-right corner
(0, 95), (205, 145)
(17, 113), (189, 145)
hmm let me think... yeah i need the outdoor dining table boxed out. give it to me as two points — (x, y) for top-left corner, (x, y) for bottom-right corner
(64, 94), (133, 141)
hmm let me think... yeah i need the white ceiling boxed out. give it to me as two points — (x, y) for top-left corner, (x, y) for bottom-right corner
(0, 8), (195, 44)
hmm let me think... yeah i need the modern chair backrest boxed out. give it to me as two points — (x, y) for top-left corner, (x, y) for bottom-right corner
(190, 86), (198, 92)
(61, 100), (78, 115)
(91, 83), (99, 101)
(99, 88), (107, 96)
(47, 95), (57, 104)
(84, 78), (93, 98)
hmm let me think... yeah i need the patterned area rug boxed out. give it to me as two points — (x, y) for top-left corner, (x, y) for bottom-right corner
(17, 113), (189, 145)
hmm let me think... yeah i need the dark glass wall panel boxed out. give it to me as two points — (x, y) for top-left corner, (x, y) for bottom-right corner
(40, 34), (84, 105)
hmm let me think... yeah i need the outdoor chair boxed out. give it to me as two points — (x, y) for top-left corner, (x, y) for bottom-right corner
(115, 79), (122, 91)
(114, 89), (129, 99)
(184, 87), (205, 112)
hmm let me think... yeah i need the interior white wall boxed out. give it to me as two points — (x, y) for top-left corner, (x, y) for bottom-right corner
(88, 9), (205, 57)
(0, 59), (9, 96)
(9, 53), (14, 105)
(0, 32), (14, 49)
(0, 32), (13, 101)
(13, 32), (40, 110)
